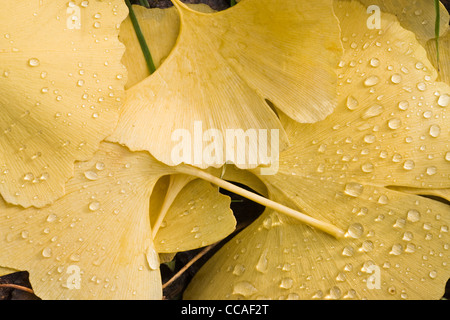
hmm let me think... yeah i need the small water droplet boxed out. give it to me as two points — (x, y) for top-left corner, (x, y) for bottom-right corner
(28, 58), (40, 67)
(42, 247), (52, 258)
(369, 58), (380, 67)
(398, 100), (409, 110)
(388, 118), (401, 129)
(84, 171), (98, 180)
(362, 104), (384, 119)
(403, 160), (415, 170)
(95, 162), (105, 170)
(88, 201), (100, 211)
(279, 278), (294, 289)
(364, 75), (379, 87)
(363, 134), (376, 144)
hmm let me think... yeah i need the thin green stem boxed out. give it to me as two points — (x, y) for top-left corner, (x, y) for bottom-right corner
(138, 0), (150, 7)
(435, 0), (440, 71)
(125, 0), (156, 74)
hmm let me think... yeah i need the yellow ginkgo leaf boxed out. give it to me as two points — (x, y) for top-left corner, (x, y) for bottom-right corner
(358, 0), (449, 46)
(154, 178), (235, 253)
(0, 1), (127, 208)
(0, 142), (176, 299)
(0, 141), (240, 299)
(184, 187), (449, 300)
(120, 4), (216, 89)
(109, 0), (343, 169)
(184, 0), (450, 300)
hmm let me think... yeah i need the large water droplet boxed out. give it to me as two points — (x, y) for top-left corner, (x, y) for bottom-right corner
(437, 94), (449, 107)
(346, 96), (358, 110)
(84, 171), (98, 180)
(364, 75), (379, 87)
(232, 281), (258, 297)
(346, 223), (364, 239)
(388, 118), (401, 129)
(429, 125), (441, 138)
(369, 58), (380, 67)
(362, 104), (384, 119)
(42, 247), (52, 258)
(28, 58), (40, 67)
(279, 278), (294, 289)
(256, 249), (268, 273)
(390, 74), (402, 84)
(398, 100), (409, 110)
(88, 201), (100, 211)
(403, 160), (415, 170)
(344, 182), (364, 197)
(389, 243), (403, 255)
(406, 209), (421, 222)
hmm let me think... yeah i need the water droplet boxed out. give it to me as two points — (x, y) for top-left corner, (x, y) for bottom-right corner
(95, 162), (105, 170)
(21, 231), (29, 239)
(416, 82), (426, 91)
(362, 104), (384, 119)
(77, 79), (85, 87)
(279, 278), (294, 289)
(398, 100), (409, 110)
(390, 74), (402, 84)
(28, 58), (40, 67)
(47, 214), (57, 222)
(84, 171), (98, 180)
(88, 201), (100, 211)
(70, 253), (80, 262)
(445, 152), (450, 162)
(327, 286), (341, 299)
(429, 124), (441, 138)
(346, 95), (358, 110)
(364, 75), (379, 87)
(388, 118), (401, 129)
(403, 160), (415, 170)
(232, 264), (245, 276)
(256, 249), (268, 273)
(360, 240), (374, 252)
(390, 243), (403, 255)
(363, 134), (376, 144)
(361, 162), (374, 173)
(426, 166), (437, 176)
(145, 245), (159, 270)
(392, 153), (402, 162)
(232, 281), (257, 297)
(437, 94), (449, 107)
(93, 21), (101, 28)
(402, 231), (414, 241)
(369, 58), (380, 67)
(23, 173), (34, 181)
(429, 270), (437, 279)
(407, 209), (421, 222)
(344, 182), (364, 197)
(42, 247), (52, 258)
(346, 223), (364, 239)
(342, 245), (355, 257)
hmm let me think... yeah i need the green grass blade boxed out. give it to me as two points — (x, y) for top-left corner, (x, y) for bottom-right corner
(125, 0), (157, 75)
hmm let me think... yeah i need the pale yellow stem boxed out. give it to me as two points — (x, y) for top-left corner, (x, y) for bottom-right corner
(152, 174), (195, 239)
(177, 166), (346, 239)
